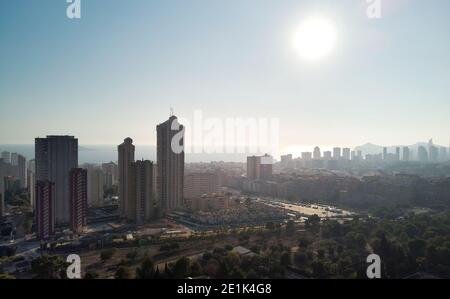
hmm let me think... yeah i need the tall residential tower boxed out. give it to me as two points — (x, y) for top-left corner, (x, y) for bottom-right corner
(35, 136), (78, 224)
(157, 116), (185, 212)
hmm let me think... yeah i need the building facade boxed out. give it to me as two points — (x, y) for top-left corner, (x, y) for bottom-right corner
(118, 138), (135, 218)
(128, 160), (156, 224)
(157, 116), (185, 212)
(88, 168), (104, 207)
(184, 171), (221, 200)
(36, 180), (55, 240)
(70, 168), (88, 234)
(35, 136), (78, 224)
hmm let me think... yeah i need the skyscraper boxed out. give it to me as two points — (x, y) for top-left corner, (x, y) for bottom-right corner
(313, 147), (321, 160)
(418, 146), (428, 162)
(15, 154), (27, 188)
(0, 158), (6, 217)
(247, 156), (260, 180)
(27, 170), (36, 211)
(333, 147), (341, 160)
(10, 153), (18, 166)
(157, 116), (185, 212)
(87, 168), (104, 207)
(0, 193), (3, 218)
(342, 148), (351, 161)
(69, 168), (88, 234)
(1, 151), (11, 164)
(396, 147), (401, 161)
(439, 147), (447, 161)
(128, 160), (156, 224)
(429, 145), (439, 162)
(383, 147), (388, 161)
(102, 162), (118, 188)
(247, 154), (273, 179)
(402, 147), (410, 162)
(35, 136), (78, 224)
(36, 180), (55, 240)
(260, 154), (273, 179)
(280, 154), (293, 169)
(118, 138), (135, 217)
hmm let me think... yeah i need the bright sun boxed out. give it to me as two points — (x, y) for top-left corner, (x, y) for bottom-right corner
(292, 16), (337, 62)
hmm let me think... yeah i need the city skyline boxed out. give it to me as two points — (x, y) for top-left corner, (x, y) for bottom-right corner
(1, 0), (450, 147)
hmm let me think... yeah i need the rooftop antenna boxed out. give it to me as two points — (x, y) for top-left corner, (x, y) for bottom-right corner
(170, 107), (174, 117)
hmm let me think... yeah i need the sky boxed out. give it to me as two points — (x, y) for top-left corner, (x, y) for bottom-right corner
(1, 0), (450, 153)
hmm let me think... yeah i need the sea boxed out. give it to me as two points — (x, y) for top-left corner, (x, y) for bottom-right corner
(0, 144), (251, 164)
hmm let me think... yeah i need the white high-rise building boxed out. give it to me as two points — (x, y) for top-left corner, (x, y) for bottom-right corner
(118, 138), (135, 217)
(333, 148), (341, 160)
(35, 136), (78, 224)
(313, 147), (321, 160)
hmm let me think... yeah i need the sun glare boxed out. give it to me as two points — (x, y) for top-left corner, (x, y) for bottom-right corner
(292, 16), (337, 62)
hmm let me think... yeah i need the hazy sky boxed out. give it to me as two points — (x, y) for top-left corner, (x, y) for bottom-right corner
(1, 0), (450, 151)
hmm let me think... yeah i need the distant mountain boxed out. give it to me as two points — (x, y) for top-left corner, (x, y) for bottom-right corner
(354, 141), (448, 156)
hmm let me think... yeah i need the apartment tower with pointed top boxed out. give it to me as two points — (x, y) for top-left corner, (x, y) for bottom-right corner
(157, 115), (185, 212)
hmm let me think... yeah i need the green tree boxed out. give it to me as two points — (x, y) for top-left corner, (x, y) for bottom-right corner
(135, 257), (155, 279)
(172, 257), (191, 279)
(31, 255), (68, 279)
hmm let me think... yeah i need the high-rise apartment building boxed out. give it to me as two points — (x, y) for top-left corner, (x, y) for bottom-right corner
(260, 154), (273, 179)
(394, 147), (400, 161)
(88, 168), (104, 207)
(333, 147), (341, 160)
(118, 138), (135, 217)
(36, 180), (55, 240)
(313, 147), (321, 160)
(184, 171), (221, 200)
(69, 168), (88, 234)
(1, 151), (11, 164)
(323, 151), (332, 160)
(35, 136), (78, 224)
(247, 156), (260, 180)
(280, 154), (294, 169)
(0, 193), (3, 218)
(0, 158), (6, 217)
(440, 147), (447, 161)
(27, 169), (36, 211)
(383, 147), (388, 161)
(402, 147), (410, 162)
(247, 154), (273, 180)
(342, 148), (351, 161)
(301, 152), (312, 161)
(102, 162), (118, 188)
(429, 146), (439, 162)
(157, 116), (185, 212)
(128, 160), (156, 224)
(418, 146), (429, 162)
(15, 154), (27, 188)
